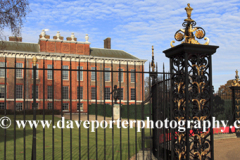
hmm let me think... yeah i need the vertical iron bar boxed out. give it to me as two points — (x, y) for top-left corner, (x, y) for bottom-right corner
(4, 56), (7, 160)
(168, 74), (170, 152)
(148, 63), (152, 160)
(43, 58), (45, 160)
(163, 64), (166, 160)
(61, 57), (63, 160)
(148, 63), (151, 140)
(134, 62), (137, 160)
(170, 59), (174, 160)
(156, 63), (159, 159)
(127, 61), (130, 160)
(160, 68), (163, 158)
(141, 62), (145, 158)
(95, 60), (98, 160)
(87, 59), (89, 160)
(231, 88), (236, 133)
(14, 56), (16, 160)
(111, 61), (114, 160)
(23, 57), (26, 160)
(78, 57), (81, 160)
(70, 59), (72, 160)
(103, 60), (106, 160)
(31, 59), (37, 160)
(119, 61), (122, 160)
(52, 58), (55, 160)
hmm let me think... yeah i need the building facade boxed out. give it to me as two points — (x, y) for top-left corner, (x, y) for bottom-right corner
(0, 31), (146, 113)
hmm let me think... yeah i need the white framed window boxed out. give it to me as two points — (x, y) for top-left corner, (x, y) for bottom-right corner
(62, 103), (69, 111)
(62, 66), (69, 80)
(91, 87), (96, 100)
(32, 86), (38, 99)
(16, 85), (22, 99)
(77, 103), (83, 111)
(0, 103), (4, 109)
(16, 63), (23, 78)
(105, 87), (110, 100)
(47, 65), (53, 80)
(77, 66), (83, 81)
(91, 67), (96, 81)
(0, 62), (6, 78)
(16, 103), (22, 111)
(118, 69), (123, 82)
(32, 64), (39, 79)
(105, 68), (110, 81)
(32, 103), (38, 109)
(48, 103), (53, 110)
(62, 86), (69, 99)
(47, 86), (53, 99)
(0, 85), (5, 98)
(77, 86), (83, 99)
(131, 88), (136, 100)
(131, 69), (135, 82)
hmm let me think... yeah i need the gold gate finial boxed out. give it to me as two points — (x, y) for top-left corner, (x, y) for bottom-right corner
(236, 69), (239, 81)
(170, 3), (210, 47)
(232, 69), (240, 86)
(185, 3), (194, 22)
(32, 56), (37, 66)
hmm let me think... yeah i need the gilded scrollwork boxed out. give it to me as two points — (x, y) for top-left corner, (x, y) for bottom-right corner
(170, 4), (210, 47)
(192, 64), (206, 76)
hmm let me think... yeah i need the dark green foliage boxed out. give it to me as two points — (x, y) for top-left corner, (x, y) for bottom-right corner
(214, 97), (232, 121)
(88, 104), (152, 120)
(88, 104), (113, 117)
(213, 95), (225, 119)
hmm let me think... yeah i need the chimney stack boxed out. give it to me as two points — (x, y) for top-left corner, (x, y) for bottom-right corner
(104, 37), (111, 49)
(9, 36), (22, 42)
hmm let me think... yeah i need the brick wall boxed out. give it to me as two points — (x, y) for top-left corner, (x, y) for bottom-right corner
(39, 40), (90, 55)
(0, 58), (144, 113)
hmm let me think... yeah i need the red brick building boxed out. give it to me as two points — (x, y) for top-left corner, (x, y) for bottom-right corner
(0, 31), (146, 113)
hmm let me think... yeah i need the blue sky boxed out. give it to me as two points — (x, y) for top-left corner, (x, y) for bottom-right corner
(4, 0), (240, 92)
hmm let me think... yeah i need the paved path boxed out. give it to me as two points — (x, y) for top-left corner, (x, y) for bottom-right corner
(214, 138), (240, 160)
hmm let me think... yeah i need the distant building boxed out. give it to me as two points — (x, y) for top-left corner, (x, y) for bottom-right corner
(0, 31), (146, 112)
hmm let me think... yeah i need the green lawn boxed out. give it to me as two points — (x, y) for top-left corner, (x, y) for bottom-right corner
(0, 115), (151, 160)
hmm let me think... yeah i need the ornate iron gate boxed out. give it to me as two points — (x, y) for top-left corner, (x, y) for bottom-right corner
(0, 4), (219, 160)
(0, 52), (171, 160)
(230, 75), (240, 137)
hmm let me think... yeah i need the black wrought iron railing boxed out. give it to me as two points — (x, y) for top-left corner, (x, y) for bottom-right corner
(0, 56), (172, 160)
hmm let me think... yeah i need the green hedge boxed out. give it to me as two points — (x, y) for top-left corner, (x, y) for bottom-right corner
(88, 104), (152, 120)
(0, 109), (60, 115)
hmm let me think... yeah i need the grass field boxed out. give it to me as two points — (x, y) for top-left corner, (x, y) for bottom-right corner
(0, 115), (151, 160)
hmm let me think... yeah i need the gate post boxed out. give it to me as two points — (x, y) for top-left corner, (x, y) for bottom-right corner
(163, 4), (218, 160)
(164, 43), (218, 160)
(230, 71), (240, 137)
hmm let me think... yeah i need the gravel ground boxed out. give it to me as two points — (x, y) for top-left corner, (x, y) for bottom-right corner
(214, 138), (240, 160)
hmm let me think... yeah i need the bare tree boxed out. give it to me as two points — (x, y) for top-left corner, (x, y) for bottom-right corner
(0, 0), (30, 39)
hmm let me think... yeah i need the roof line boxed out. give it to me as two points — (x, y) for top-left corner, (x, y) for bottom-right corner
(0, 50), (147, 62)
(1, 41), (38, 45)
(90, 47), (140, 59)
